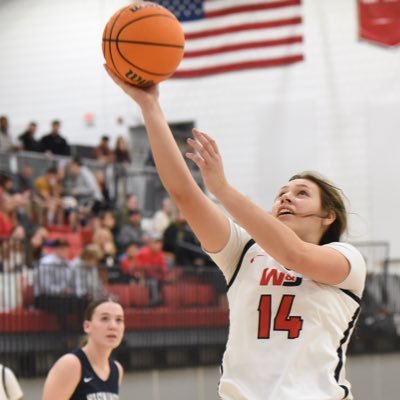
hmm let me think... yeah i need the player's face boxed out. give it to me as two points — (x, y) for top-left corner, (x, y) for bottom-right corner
(84, 302), (125, 349)
(271, 179), (332, 243)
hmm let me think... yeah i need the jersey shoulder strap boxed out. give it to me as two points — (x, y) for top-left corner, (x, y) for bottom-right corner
(227, 239), (256, 290)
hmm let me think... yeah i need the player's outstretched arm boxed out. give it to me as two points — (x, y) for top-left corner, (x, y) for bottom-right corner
(186, 130), (352, 286)
(104, 66), (229, 253)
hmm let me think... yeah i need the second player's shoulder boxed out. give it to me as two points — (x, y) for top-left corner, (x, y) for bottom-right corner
(53, 353), (82, 371)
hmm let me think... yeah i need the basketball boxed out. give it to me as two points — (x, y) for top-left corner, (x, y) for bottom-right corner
(102, 2), (185, 87)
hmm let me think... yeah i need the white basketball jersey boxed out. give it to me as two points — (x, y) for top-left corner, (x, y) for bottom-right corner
(207, 219), (366, 400)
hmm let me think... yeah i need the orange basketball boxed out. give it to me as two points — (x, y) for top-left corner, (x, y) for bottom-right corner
(102, 2), (185, 87)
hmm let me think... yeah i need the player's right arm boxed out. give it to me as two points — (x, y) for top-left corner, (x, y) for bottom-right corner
(105, 66), (230, 253)
(42, 354), (81, 400)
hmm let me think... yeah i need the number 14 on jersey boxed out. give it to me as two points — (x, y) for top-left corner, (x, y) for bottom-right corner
(258, 295), (303, 339)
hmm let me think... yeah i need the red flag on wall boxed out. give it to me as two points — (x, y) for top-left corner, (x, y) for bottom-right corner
(358, 0), (400, 47)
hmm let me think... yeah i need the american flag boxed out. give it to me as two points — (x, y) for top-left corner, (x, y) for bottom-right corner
(154, 0), (304, 78)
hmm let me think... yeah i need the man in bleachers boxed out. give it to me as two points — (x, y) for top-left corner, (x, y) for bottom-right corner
(63, 157), (103, 206)
(62, 157), (103, 227)
(33, 238), (78, 331)
(40, 120), (70, 156)
(18, 121), (42, 152)
(115, 208), (149, 252)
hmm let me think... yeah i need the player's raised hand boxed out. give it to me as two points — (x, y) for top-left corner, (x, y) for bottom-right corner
(104, 64), (159, 107)
(186, 129), (229, 197)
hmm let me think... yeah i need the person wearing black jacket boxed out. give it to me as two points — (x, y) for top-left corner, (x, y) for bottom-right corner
(40, 120), (70, 156)
(18, 122), (41, 152)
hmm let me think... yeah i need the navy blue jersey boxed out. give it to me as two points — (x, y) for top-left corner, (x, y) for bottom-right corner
(70, 348), (119, 400)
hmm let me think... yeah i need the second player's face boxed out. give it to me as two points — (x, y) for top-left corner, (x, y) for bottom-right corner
(271, 179), (330, 243)
(85, 302), (125, 349)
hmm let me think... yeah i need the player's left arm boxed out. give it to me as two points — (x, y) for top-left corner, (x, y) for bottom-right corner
(186, 130), (352, 286)
(215, 184), (351, 286)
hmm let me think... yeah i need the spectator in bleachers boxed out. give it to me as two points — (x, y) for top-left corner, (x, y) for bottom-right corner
(28, 225), (48, 265)
(62, 157), (103, 228)
(0, 225), (26, 273)
(135, 232), (167, 305)
(151, 196), (175, 237)
(163, 211), (210, 269)
(40, 120), (71, 156)
(33, 238), (78, 330)
(94, 135), (113, 165)
(0, 175), (17, 238)
(18, 121), (42, 152)
(113, 135), (131, 165)
(34, 166), (63, 225)
(118, 241), (139, 278)
(63, 157), (103, 208)
(0, 207), (13, 238)
(92, 227), (117, 268)
(15, 165), (34, 194)
(96, 209), (117, 233)
(93, 170), (113, 214)
(0, 173), (14, 195)
(70, 244), (105, 304)
(116, 208), (149, 252)
(114, 193), (139, 229)
(112, 136), (131, 205)
(0, 115), (17, 153)
(13, 191), (34, 237)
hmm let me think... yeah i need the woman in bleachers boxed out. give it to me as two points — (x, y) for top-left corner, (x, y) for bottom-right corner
(92, 227), (117, 268)
(33, 166), (63, 226)
(28, 225), (48, 265)
(112, 136), (131, 165)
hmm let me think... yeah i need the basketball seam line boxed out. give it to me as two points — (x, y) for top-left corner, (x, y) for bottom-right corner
(102, 39), (184, 49)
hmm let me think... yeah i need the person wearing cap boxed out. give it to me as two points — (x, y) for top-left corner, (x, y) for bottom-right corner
(115, 208), (149, 251)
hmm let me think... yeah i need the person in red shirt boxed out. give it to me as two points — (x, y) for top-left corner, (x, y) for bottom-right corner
(119, 241), (139, 277)
(134, 234), (167, 305)
(0, 180), (14, 238)
(0, 211), (13, 237)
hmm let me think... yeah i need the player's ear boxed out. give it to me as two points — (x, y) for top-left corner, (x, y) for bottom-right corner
(322, 210), (336, 227)
(83, 320), (91, 334)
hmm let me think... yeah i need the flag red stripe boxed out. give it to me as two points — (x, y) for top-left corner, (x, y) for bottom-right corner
(205, 0), (302, 19)
(184, 36), (303, 57)
(185, 17), (302, 39)
(173, 55), (304, 78)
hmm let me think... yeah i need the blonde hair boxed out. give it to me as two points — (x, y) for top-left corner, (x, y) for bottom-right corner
(92, 227), (116, 255)
(80, 243), (103, 262)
